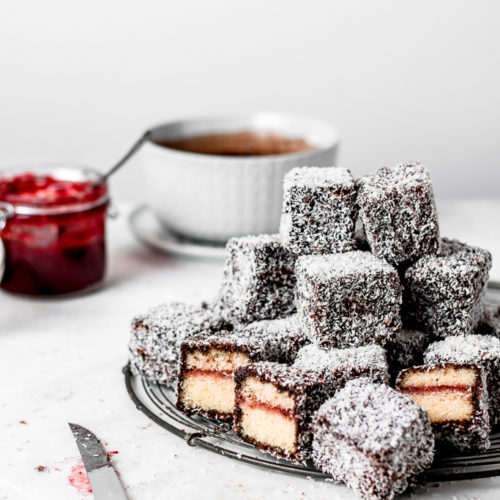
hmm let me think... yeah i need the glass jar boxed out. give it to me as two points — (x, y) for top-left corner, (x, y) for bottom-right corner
(0, 165), (110, 295)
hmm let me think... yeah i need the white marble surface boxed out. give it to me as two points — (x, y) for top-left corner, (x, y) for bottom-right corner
(1, 199), (499, 500)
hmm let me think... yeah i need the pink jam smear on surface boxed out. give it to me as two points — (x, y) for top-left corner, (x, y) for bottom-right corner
(68, 462), (92, 494)
(0, 173), (108, 295)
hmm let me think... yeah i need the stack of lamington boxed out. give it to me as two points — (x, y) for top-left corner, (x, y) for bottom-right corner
(129, 162), (496, 500)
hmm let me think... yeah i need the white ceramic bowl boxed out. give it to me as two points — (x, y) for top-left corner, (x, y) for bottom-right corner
(141, 113), (339, 242)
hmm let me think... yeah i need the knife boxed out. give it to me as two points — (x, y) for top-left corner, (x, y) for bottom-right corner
(69, 423), (128, 499)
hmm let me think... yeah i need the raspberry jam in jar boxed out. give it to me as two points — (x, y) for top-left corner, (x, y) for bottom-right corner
(0, 166), (109, 295)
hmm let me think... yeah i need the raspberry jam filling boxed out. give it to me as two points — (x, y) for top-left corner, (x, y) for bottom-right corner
(240, 397), (295, 419)
(0, 171), (108, 295)
(0, 173), (105, 207)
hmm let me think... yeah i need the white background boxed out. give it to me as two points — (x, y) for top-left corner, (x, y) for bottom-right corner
(1, 0), (499, 202)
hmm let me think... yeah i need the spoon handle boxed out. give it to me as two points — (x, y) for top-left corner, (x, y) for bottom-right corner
(99, 130), (152, 184)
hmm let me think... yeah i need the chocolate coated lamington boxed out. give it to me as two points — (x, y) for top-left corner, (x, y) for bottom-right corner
(218, 234), (296, 325)
(312, 379), (435, 500)
(397, 363), (490, 452)
(424, 334), (500, 426)
(358, 162), (439, 266)
(128, 301), (228, 386)
(280, 166), (358, 256)
(296, 251), (402, 348)
(234, 362), (329, 463)
(404, 238), (492, 338)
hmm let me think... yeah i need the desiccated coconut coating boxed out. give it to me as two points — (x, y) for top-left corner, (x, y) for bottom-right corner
(217, 234), (296, 325)
(424, 334), (500, 426)
(279, 166), (358, 256)
(312, 379), (435, 500)
(396, 363), (490, 452)
(295, 251), (402, 348)
(404, 238), (492, 338)
(293, 344), (389, 395)
(385, 328), (429, 382)
(128, 301), (229, 386)
(358, 162), (440, 266)
(234, 362), (330, 463)
(240, 314), (307, 364)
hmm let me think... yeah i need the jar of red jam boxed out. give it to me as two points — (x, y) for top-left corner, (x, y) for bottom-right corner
(0, 166), (109, 295)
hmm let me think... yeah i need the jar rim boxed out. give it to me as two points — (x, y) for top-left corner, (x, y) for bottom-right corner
(0, 164), (110, 216)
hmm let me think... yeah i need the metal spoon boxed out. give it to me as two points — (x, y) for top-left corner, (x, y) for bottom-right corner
(98, 130), (152, 185)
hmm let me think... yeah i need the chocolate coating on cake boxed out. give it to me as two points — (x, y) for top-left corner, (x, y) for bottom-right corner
(280, 166), (358, 256)
(354, 217), (370, 251)
(312, 378), (435, 500)
(234, 362), (329, 463)
(296, 251), (402, 348)
(385, 328), (429, 382)
(128, 301), (228, 386)
(358, 162), (440, 266)
(218, 234), (296, 325)
(293, 344), (389, 395)
(475, 303), (500, 337)
(396, 363), (490, 452)
(403, 238), (492, 338)
(424, 334), (500, 426)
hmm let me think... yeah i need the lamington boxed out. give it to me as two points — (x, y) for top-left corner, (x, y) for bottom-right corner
(233, 362), (329, 463)
(357, 162), (440, 266)
(128, 301), (228, 386)
(424, 334), (500, 426)
(295, 251), (402, 348)
(176, 316), (306, 421)
(217, 234), (296, 325)
(403, 238), (492, 338)
(312, 379), (435, 500)
(385, 328), (429, 382)
(397, 363), (490, 451)
(293, 344), (389, 395)
(279, 166), (358, 256)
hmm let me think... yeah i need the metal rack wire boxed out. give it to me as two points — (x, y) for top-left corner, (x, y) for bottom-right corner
(124, 282), (500, 483)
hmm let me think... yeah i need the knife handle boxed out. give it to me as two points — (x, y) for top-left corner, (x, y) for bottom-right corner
(88, 465), (128, 499)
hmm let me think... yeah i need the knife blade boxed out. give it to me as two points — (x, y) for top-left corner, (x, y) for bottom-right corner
(69, 423), (128, 499)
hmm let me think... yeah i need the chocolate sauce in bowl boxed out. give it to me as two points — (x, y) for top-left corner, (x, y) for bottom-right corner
(156, 130), (316, 157)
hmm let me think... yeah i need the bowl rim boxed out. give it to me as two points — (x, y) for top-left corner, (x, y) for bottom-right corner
(145, 112), (340, 163)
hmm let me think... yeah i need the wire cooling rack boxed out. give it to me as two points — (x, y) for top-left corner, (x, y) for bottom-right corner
(124, 282), (500, 483)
